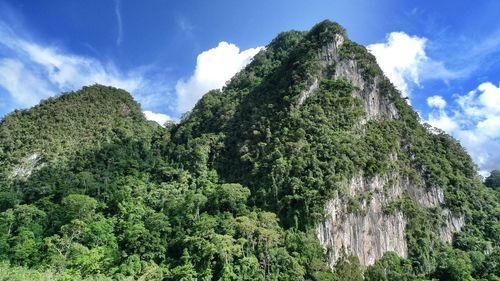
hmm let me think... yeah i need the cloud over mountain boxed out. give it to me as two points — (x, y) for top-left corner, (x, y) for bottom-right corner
(175, 41), (262, 113)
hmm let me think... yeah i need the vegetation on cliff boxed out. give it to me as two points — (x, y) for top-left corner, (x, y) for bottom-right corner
(0, 21), (498, 280)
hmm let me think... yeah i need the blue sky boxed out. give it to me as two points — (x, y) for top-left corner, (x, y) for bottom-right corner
(0, 0), (499, 174)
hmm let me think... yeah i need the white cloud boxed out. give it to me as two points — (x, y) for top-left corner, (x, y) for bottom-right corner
(426, 109), (458, 133)
(477, 82), (500, 112)
(427, 95), (447, 109)
(455, 130), (500, 176)
(11, 37), (142, 94)
(367, 32), (426, 97)
(143, 110), (172, 126)
(114, 0), (123, 46)
(175, 41), (263, 113)
(425, 82), (500, 173)
(0, 58), (53, 105)
(0, 21), (174, 117)
(477, 115), (500, 138)
(367, 32), (462, 98)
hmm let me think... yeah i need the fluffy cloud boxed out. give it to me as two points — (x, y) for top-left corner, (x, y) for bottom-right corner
(143, 110), (172, 126)
(426, 107), (458, 133)
(367, 32), (426, 97)
(367, 32), (462, 98)
(176, 42), (263, 113)
(425, 82), (500, 173)
(427, 95), (447, 109)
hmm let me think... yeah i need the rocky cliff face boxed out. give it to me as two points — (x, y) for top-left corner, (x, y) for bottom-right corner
(317, 173), (464, 267)
(317, 174), (408, 267)
(319, 33), (398, 121)
(308, 30), (464, 267)
(11, 153), (44, 179)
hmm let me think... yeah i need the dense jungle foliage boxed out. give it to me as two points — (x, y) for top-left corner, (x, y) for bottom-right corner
(0, 21), (498, 280)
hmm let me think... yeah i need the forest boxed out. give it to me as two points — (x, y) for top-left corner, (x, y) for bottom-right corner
(0, 21), (498, 280)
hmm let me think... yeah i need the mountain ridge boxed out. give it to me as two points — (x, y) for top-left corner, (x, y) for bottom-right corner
(0, 84), (154, 177)
(0, 20), (498, 280)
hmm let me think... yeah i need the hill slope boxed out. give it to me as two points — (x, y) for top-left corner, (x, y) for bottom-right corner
(0, 21), (498, 281)
(0, 85), (154, 178)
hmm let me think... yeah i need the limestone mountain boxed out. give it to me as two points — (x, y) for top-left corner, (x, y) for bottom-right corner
(171, 20), (497, 270)
(0, 21), (498, 280)
(0, 85), (154, 177)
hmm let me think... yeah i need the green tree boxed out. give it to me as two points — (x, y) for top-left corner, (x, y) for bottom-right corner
(485, 170), (500, 189)
(365, 252), (414, 281)
(169, 249), (198, 281)
(334, 255), (363, 281)
(434, 248), (474, 281)
(209, 183), (251, 214)
(61, 194), (98, 222)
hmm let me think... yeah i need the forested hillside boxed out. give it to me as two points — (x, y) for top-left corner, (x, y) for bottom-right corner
(0, 21), (498, 280)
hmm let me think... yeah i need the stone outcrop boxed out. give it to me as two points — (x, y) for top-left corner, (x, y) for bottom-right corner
(440, 209), (465, 243)
(309, 31), (464, 268)
(11, 153), (44, 179)
(317, 33), (398, 120)
(317, 173), (465, 267)
(297, 31), (398, 120)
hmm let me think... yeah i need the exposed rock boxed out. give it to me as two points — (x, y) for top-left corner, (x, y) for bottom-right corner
(318, 192), (407, 266)
(317, 173), (464, 267)
(440, 209), (465, 243)
(11, 153), (44, 179)
(409, 185), (444, 208)
(297, 78), (319, 106)
(318, 174), (407, 267)
(334, 60), (398, 120)
(316, 34), (399, 120)
(318, 34), (345, 66)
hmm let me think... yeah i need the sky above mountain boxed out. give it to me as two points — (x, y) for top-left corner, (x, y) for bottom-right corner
(0, 0), (499, 174)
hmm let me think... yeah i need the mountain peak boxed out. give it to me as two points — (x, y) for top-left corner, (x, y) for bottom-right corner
(0, 85), (152, 173)
(307, 20), (348, 44)
(0, 20), (497, 280)
(173, 20), (489, 269)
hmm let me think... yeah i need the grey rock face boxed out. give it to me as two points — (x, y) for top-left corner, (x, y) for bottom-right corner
(11, 153), (44, 179)
(307, 33), (465, 267)
(317, 173), (465, 267)
(318, 174), (408, 267)
(409, 185), (445, 208)
(440, 209), (465, 243)
(315, 34), (398, 120)
(297, 78), (319, 106)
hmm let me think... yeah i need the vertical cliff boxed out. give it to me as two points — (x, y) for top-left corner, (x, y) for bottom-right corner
(318, 33), (398, 120)
(317, 173), (464, 267)
(169, 21), (483, 272)
(301, 26), (465, 267)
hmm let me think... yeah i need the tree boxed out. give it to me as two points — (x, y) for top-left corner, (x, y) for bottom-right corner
(0, 205), (47, 266)
(334, 254), (363, 281)
(485, 170), (500, 189)
(365, 252), (414, 281)
(169, 249), (198, 281)
(434, 248), (474, 281)
(210, 184), (251, 214)
(61, 194), (98, 222)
